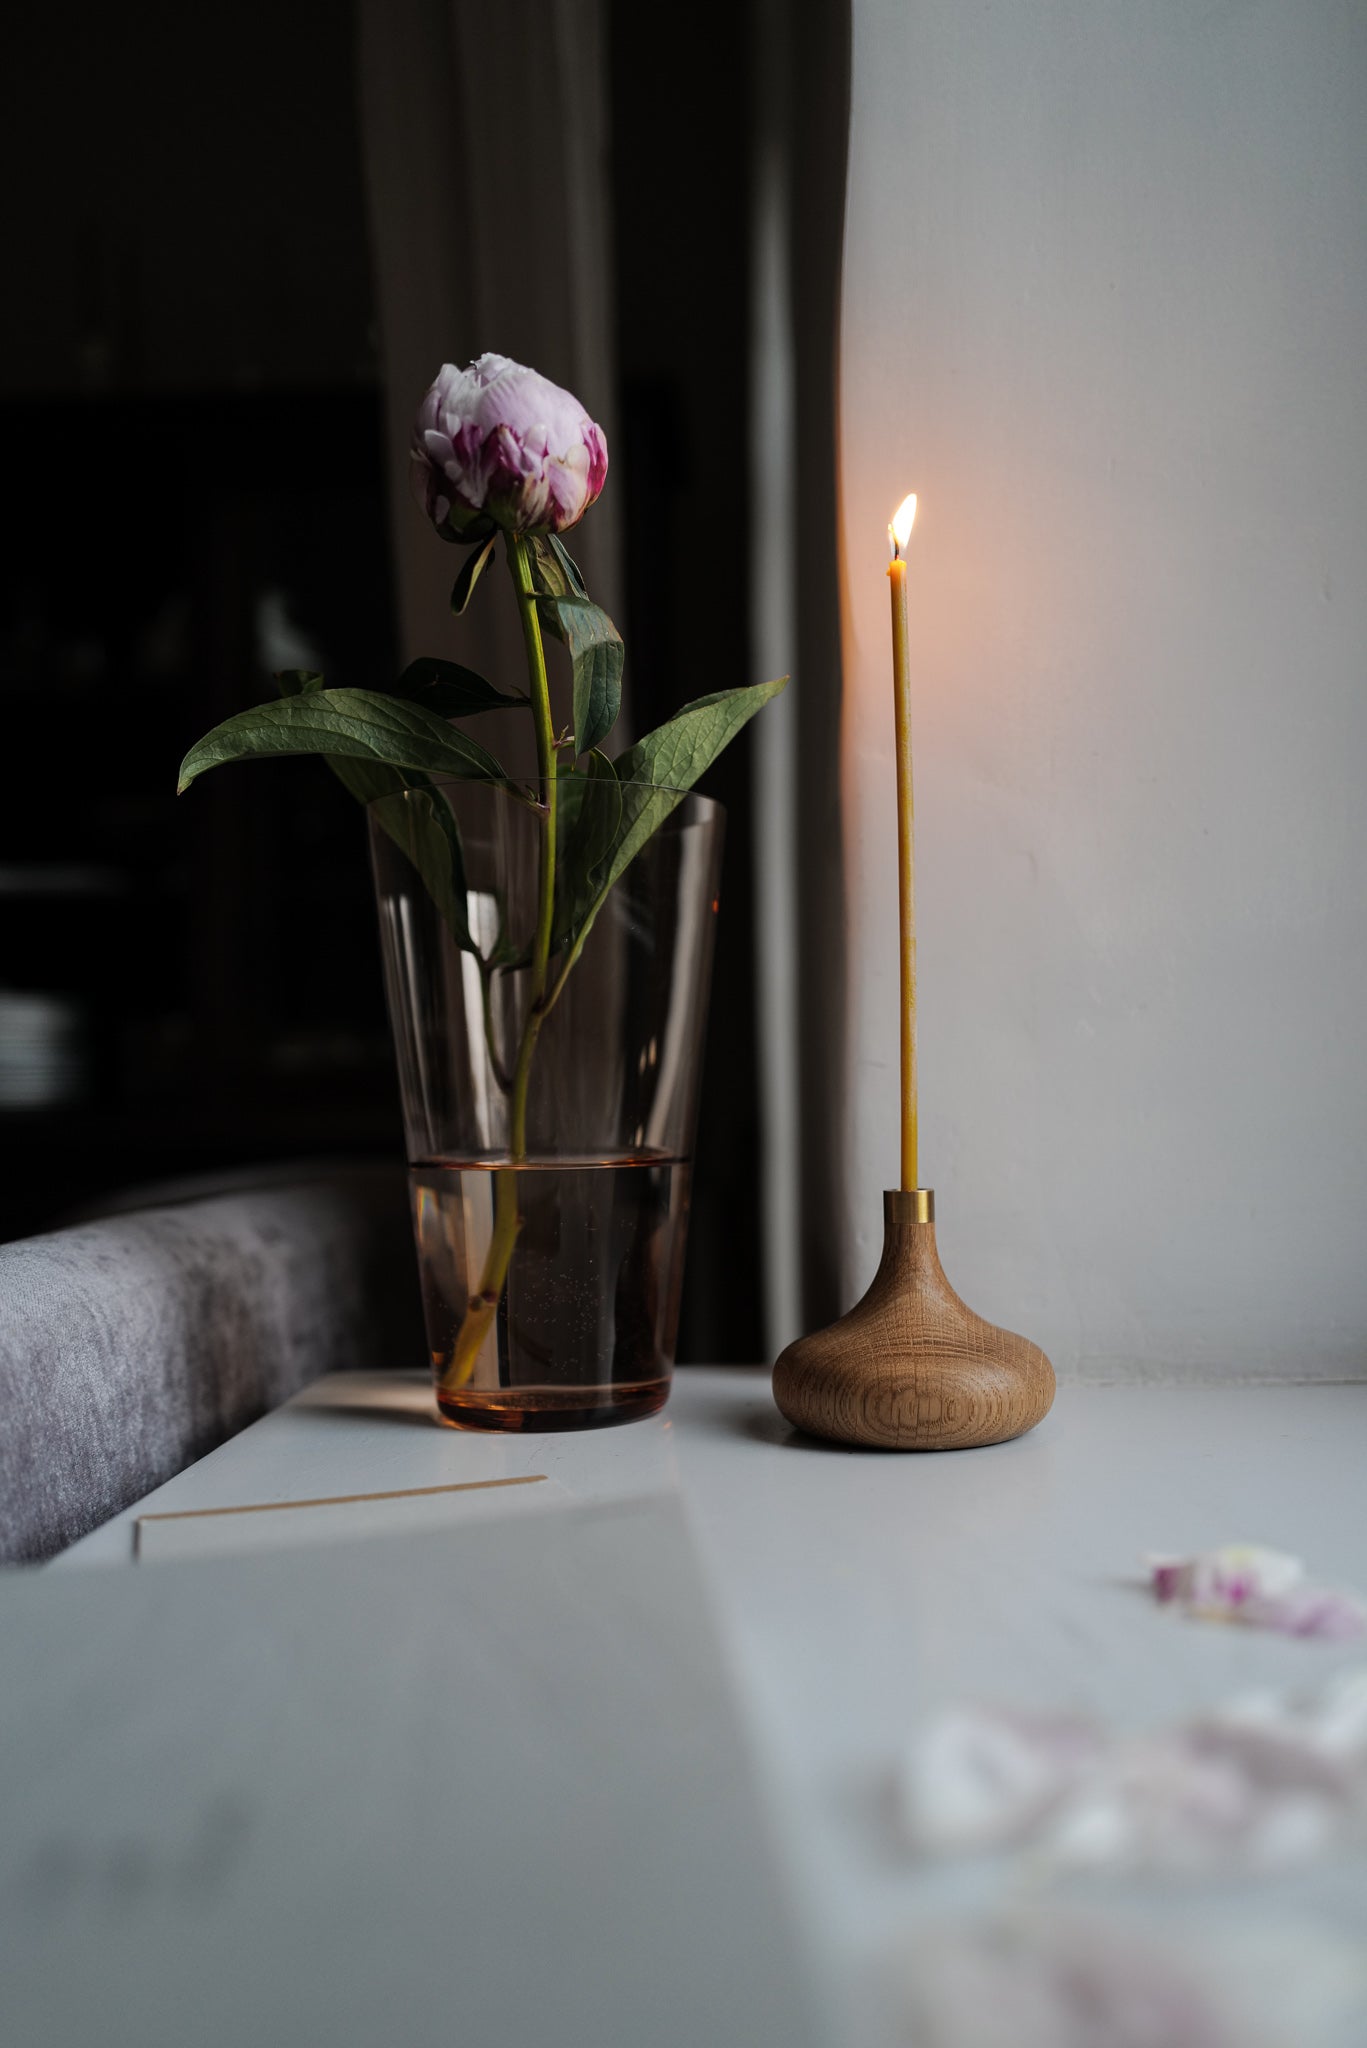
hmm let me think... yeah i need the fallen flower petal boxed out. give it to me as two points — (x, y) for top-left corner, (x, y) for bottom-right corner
(901, 1705), (1103, 1854)
(1147, 1543), (1304, 1612)
(899, 1671), (1367, 1875)
(1249, 1582), (1367, 1641)
(1146, 1544), (1366, 1638)
(884, 1910), (1367, 2048)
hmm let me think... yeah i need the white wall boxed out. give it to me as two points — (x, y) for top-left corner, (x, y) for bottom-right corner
(838, 2), (1367, 1380)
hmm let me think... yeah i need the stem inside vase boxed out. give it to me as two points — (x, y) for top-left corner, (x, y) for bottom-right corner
(440, 531), (557, 1393)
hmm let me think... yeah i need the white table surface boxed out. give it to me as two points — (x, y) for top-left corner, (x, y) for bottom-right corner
(57, 1369), (1367, 2040)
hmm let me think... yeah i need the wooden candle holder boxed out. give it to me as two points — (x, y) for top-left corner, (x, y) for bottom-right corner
(772, 1190), (1054, 1450)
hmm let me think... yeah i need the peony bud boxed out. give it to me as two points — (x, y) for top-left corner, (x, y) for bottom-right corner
(411, 353), (609, 540)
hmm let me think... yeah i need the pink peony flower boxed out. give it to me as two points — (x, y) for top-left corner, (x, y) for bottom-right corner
(411, 354), (609, 539)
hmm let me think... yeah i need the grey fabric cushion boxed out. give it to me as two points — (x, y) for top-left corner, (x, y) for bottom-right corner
(0, 1165), (425, 1564)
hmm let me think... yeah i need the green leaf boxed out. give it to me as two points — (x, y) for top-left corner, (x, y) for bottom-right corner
(177, 687), (509, 794)
(567, 749), (621, 873)
(613, 677), (788, 798)
(326, 760), (474, 956)
(389, 658), (526, 718)
(451, 535), (497, 615)
(546, 534), (588, 597)
(369, 784), (473, 951)
(600, 676), (788, 902)
(536, 593), (624, 756)
(528, 534), (579, 599)
(553, 751), (621, 949)
(528, 538), (623, 755)
(551, 677), (788, 972)
(272, 668), (476, 950)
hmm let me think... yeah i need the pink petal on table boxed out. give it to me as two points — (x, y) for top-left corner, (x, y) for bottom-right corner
(1145, 1544), (1366, 1638)
(1246, 1583), (1367, 1640)
(1045, 1718), (1361, 1874)
(887, 1911), (1367, 2048)
(900, 1670), (1367, 1875)
(899, 1704), (1102, 1854)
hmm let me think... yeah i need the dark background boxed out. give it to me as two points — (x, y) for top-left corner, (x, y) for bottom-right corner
(1, 0), (763, 1361)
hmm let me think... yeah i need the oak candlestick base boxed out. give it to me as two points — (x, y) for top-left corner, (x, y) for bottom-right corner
(772, 1190), (1055, 1450)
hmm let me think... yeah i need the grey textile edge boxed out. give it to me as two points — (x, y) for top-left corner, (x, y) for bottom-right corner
(0, 1166), (425, 1564)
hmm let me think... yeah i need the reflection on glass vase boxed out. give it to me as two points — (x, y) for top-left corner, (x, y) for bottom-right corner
(369, 779), (724, 1431)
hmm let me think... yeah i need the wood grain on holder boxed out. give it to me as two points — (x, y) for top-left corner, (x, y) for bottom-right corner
(773, 1191), (1054, 1450)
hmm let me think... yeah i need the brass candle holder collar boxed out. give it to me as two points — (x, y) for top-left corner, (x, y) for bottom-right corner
(772, 1189), (1055, 1450)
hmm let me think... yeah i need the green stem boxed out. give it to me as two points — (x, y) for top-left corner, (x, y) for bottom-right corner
(511, 535), (559, 1018)
(441, 533), (557, 1393)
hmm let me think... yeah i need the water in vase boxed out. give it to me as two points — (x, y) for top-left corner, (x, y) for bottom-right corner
(409, 1154), (692, 1430)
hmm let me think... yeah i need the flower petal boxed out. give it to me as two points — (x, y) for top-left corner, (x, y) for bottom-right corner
(1146, 1545), (1365, 1637)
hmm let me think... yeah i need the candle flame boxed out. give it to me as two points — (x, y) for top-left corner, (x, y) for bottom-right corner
(889, 493), (917, 557)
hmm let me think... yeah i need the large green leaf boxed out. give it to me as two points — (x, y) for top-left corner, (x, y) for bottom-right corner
(389, 658), (526, 719)
(603, 676), (786, 892)
(566, 749), (621, 874)
(606, 676), (786, 887)
(177, 687), (508, 794)
(273, 670), (475, 951)
(369, 784), (472, 951)
(613, 678), (788, 795)
(550, 677), (787, 976)
(538, 594), (624, 756)
(528, 537), (623, 753)
(552, 751), (621, 949)
(322, 752), (471, 950)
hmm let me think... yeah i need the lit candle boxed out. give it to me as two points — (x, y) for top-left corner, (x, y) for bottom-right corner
(887, 492), (918, 1191)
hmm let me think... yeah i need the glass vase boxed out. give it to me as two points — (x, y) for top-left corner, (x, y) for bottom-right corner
(369, 779), (724, 1431)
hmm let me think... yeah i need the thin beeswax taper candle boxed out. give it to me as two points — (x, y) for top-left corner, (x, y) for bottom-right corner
(771, 485), (1055, 1451)
(887, 492), (918, 1190)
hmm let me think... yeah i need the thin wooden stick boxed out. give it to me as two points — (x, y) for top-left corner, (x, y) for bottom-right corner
(134, 1475), (547, 1553)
